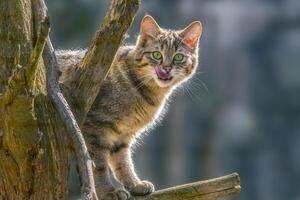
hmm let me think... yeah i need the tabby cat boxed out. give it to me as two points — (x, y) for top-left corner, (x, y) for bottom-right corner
(57, 15), (202, 200)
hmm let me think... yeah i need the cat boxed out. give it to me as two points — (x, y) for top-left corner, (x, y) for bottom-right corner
(57, 15), (202, 200)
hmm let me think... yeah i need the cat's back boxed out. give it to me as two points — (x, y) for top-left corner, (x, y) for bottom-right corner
(56, 49), (86, 83)
(57, 47), (132, 84)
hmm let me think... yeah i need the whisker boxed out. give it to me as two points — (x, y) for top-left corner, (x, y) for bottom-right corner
(189, 82), (205, 101)
(175, 73), (206, 102)
(192, 77), (209, 93)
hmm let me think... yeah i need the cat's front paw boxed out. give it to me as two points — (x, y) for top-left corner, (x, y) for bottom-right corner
(128, 180), (155, 196)
(101, 188), (130, 200)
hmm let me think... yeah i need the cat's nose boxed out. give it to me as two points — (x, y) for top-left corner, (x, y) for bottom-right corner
(162, 66), (172, 73)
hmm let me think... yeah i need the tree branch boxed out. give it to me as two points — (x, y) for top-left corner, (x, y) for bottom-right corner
(32, 1), (97, 199)
(70, 0), (140, 123)
(43, 38), (98, 200)
(130, 173), (241, 200)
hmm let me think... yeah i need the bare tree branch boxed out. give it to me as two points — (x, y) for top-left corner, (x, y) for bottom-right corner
(32, 1), (97, 199)
(43, 38), (98, 200)
(130, 173), (241, 200)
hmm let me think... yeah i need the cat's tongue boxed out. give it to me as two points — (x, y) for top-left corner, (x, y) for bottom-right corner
(155, 65), (169, 79)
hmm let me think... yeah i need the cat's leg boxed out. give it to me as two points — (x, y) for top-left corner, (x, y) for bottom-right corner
(109, 146), (155, 196)
(85, 133), (130, 200)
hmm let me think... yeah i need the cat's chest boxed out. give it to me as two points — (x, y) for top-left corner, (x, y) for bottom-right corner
(117, 98), (162, 135)
(94, 75), (167, 135)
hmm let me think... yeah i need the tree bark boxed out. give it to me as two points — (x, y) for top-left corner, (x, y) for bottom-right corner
(0, 0), (72, 198)
(0, 1), (241, 200)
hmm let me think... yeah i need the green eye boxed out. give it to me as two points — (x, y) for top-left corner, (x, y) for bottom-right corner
(174, 53), (184, 62)
(152, 51), (162, 60)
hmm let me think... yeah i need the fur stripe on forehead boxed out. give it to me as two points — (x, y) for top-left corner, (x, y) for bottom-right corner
(157, 31), (182, 51)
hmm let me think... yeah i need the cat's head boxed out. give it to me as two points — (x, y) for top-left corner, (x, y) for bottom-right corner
(134, 15), (202, 88)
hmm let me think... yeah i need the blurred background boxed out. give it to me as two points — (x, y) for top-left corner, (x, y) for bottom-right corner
(46, 0), (300, 199)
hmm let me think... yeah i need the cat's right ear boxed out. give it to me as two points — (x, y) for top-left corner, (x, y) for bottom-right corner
(140, 15), (161, 39)
(179, 21), (202, 49)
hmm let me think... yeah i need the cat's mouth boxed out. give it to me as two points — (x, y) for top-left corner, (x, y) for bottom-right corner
(155, 65), (173, 82)
(158, 76), (173, 81)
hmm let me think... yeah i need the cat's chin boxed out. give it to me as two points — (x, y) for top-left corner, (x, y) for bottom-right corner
(154, 77), (175, 88)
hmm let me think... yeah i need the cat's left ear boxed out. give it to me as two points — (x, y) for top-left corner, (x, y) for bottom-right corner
(140, 15), (161, 39)
(180, 21), (203, 49)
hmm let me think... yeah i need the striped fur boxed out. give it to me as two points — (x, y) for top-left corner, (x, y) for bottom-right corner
(57, 15), (202, 200)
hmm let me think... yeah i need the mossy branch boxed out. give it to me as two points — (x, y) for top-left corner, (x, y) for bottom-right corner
(70, 0), (140, 123)
(130, 173), (241, 200)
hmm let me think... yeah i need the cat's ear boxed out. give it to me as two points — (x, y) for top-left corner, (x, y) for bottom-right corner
(140, 15), (161, 39)
(180, 21), (203, 49)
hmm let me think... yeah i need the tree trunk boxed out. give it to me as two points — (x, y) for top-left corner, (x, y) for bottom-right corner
(0, 0), (71, 198)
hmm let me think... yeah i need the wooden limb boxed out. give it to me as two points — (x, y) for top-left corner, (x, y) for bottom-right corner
(43, 39), (98, 200)
(71, 0), (140, 122)
(32, 1), (97, 199)
(130, 173), (241, 200)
